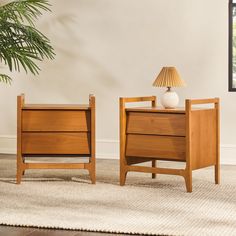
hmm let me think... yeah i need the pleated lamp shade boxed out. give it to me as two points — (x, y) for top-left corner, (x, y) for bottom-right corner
(153, 67), (186, 87)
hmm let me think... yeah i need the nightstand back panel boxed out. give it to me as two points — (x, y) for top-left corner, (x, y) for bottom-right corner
(126, 112), (185, 136)
(126, 134), (186, 161)
(22, 132), (91, 155)
(22, 110), (90, 132)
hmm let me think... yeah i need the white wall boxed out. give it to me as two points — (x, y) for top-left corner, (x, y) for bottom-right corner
(0, 0), (235, 163)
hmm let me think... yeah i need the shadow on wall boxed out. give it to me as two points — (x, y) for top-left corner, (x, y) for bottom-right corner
(34, 12), (121, 102)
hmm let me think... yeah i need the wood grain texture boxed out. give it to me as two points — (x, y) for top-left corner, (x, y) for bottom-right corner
(215, 98), (220, 184)
(89, 94), (96, 184)
(185, 99), (192, 193)
(22, 133), (91, 155)
(184, 98), (219, 192)
(126, 106), (186, 113)
(17, 94), (96, 184)
(17, 94), (25, 184)
(24, 163), (87, 169)
(127, 112), (185, 136)
(119, 96), (220, 192)
(127, 165), (185, 176)
(22, 110), (90, 132)
(23, 104), (90, 110)
(126, 156), (154, 165)
(190, 109), (217, 170)
(119, 96), (157, 186)
(119, 96), (156, 103)
(119, 98), (127, 186)
(126, 134), (186, 160)
(189, 98), (217, 105)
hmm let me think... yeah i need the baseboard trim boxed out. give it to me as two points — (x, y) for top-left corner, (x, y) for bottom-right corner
(0, 135), (235, 165)
(0, 135), (16, 154)
(96, 139), (119, 159)
(220, 144), (236, 165)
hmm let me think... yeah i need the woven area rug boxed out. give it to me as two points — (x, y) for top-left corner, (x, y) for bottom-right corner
(0, 156), (236, 236)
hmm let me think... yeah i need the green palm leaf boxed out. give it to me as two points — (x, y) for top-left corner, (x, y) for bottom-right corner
(0, 74), (12, 83)
(0, 0), (55, 83)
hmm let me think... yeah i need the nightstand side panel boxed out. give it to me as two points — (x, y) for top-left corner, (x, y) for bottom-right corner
(190, 109), (217, 170)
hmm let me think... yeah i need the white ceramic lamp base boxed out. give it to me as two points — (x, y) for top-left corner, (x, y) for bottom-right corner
(161, 87), (179, 109)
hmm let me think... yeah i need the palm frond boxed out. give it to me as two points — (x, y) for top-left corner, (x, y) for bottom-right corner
(0, 21), (55, 73)
(0, 74), (12, 84)
(0, 0), (55, 83)
(0, 0), (51, 26)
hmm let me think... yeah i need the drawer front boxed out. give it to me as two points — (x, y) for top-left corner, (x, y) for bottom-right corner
(22, 133), (90, 154)
(126, 112), (185, 136)
(126, 134), (185, 161)
(22, 110), (90, 132)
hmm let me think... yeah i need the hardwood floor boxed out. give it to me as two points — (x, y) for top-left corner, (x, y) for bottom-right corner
(0, 225), (129, 235)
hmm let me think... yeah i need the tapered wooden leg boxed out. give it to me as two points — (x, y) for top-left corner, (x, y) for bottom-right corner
(152, 160), (156, 179)
(120, 167), (127, 186)
(16, 167), (23, 184)
(89, 169), (96, 184)
(184, 170), (192, 193)
(88, 159), (96, 184)
(215, 164), (220, 184)
(16, 154), (23, 184)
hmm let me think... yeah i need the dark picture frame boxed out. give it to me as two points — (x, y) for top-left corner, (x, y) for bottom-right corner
(229, 0), (236, 91)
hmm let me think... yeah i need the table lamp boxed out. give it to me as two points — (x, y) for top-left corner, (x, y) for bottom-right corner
(152, 67), (186, 108)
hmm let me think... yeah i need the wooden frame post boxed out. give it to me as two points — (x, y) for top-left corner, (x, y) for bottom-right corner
(215, 98), (220, 184)
(17, 94), (25, 184)
(119, 96), (157, 186)
(119, 98), (127, 185)
(185, 99), (192, 193)
(89, 94), (96, 184)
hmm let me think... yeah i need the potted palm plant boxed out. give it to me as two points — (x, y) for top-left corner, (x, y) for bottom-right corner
(0, 0), (55, 83)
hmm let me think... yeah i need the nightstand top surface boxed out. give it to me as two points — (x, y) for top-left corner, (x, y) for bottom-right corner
(125, 106), (186, 113)
(22, 104), (90, 110)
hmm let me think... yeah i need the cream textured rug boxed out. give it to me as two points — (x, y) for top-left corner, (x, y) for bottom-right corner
(0, 155), (236, 236)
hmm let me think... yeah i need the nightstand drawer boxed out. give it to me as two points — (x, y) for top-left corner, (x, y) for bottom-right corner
(126, 112), (185, 136)
(22, 132), (90, 154)
(126, 134), (185, 161)
(22, 110), (90, 132)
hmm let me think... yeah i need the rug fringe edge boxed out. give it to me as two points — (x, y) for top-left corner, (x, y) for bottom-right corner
(0, 222), (174, 236)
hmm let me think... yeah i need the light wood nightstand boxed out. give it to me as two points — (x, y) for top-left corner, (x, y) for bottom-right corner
(120, 96), (220, 192)
(17, 94), (96, 184)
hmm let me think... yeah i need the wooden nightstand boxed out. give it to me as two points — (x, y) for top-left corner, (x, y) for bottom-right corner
(120, 96), (220, 192)
(17, 94), (96, 184)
